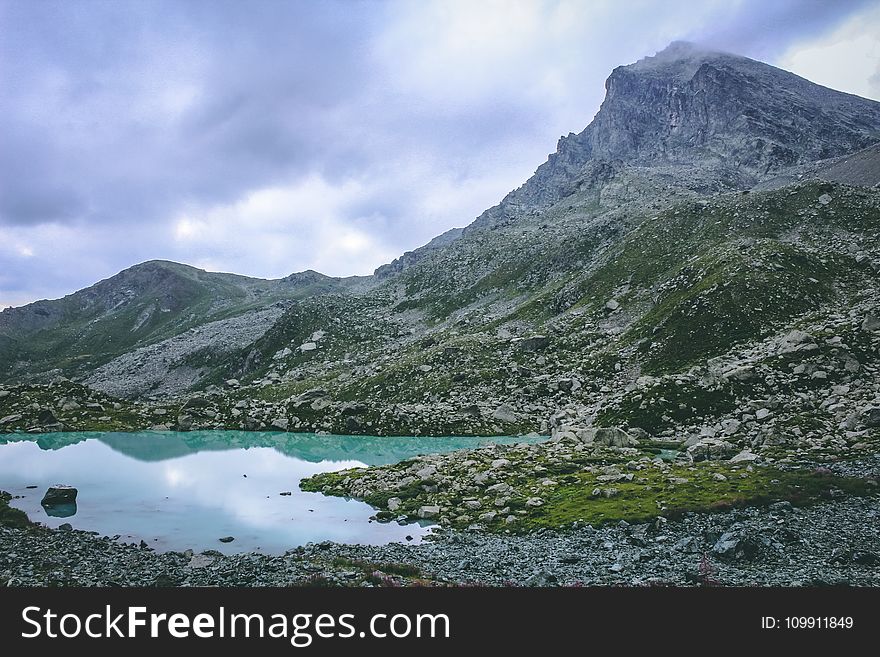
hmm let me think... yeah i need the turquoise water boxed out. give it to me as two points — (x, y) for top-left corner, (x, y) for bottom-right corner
(0, 431), (544, 554)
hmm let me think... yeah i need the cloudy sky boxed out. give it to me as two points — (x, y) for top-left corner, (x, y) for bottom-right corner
(2, 0), (880, 308)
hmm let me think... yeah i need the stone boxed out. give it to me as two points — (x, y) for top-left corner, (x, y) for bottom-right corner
(0, 414), (22, 425)
(525, 497), (544, 507)
(862, 407), (880, 428)
(273, 347), (293, 360)
(686, 438), (737, 461)
(723, 366), (754, 381)
(721, 419), (741, 435)
(755, 408), (771, 421)
(387, 497), (401, 512)
(730, 450), (759, 463)
(37, 409), (59, 425)
(862, 315), (880, 332)
(224, 379), (240, 388)
(187, 554), (215, 568)
(817, 193), (832, 205)
(182, 396), (210, 409)
(491, 405), (518, 423)
(218, 536), (235, 543)
(604, 299), (620, 312)
(518, 335), (549, 352)
(41, 485), (78, 506)
(299, 342), (318, 352)
(175, 414), (194, 431)
(418, 364), (433, 372)
(459, 404), (481, 417)
(417, 505), (440, 519)
(712, 531), (760, 561)
(580, 427), (639, 447)
(270, 417), (289, 431)
(58, 523), (73, 531)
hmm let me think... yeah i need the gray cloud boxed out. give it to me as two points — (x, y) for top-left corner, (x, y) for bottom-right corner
(1, 0), (877, 307)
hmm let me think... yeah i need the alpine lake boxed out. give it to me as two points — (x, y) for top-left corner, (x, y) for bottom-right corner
(0, 431), (545, 554)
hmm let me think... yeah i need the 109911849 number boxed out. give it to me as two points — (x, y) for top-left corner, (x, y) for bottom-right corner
(785, 617), (853, 629)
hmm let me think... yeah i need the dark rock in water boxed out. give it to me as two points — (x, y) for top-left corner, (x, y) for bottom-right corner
(279, 491), (292, 496)
(219, 536), (235, 543)
(25, 485), (38, 489)
(41, 485), (77, 506)
(58, 523), (73, 531)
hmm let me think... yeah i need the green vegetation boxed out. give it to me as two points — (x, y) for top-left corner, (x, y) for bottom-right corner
(303, 443), (877, 535)
(0, 491), (31, 529)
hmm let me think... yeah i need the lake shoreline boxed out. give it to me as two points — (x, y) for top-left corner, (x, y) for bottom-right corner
(3, 491), (879, 587)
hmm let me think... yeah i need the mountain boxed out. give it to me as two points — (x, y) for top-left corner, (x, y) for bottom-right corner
(2, 43), (880, 463)
(0, 259), (347, 384)
(471, 41), (880, 228)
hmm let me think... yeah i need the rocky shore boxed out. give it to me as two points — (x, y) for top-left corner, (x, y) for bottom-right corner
(2, 493), (878, 587)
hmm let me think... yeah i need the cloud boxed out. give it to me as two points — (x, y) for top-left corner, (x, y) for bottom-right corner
(777, 4), (880, 100)
(0, 0), (877, 307)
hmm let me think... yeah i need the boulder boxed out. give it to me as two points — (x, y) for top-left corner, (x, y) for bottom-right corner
(174, 414), (194, 431)
(862, 316), (880, 332)
(459, 404), (482, 418)
(518, 335), (549, 352)
(270, 417), (289, 431)
(712, 531), (761, 561)
(862, 407), (880, 428)
(183, 396), (210, 410)
(579, 427), (639, 447)
(686, 438), (737, 462)
(729, 450), (759, 463)
(37, 409), (59, 425)
(297, 388), (328, 402)
(491, 405), (518, 423)
(417, 505), (440, 519)
(41, 485), (78, 506)
(604, 299), (620, 312)
(299, 342), (318, 353)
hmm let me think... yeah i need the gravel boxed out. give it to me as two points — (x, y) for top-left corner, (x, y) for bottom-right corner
(2, 495), (878, 587)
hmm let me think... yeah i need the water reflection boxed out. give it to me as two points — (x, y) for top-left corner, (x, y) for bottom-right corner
(0, 431), (544, 554)
(43, 502), (77, 518)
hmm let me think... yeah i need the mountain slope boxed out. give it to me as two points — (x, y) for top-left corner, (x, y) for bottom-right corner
(0, 260), (346, 382)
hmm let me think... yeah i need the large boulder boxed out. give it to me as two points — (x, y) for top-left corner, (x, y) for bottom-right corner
(862, 407), (880, 428)
(41, 485), (78, 506)
(491, 405), (518, 424)
(686, 438), (737, 462)
(861, 315), (880, 332)
(581, 427), (639, 447)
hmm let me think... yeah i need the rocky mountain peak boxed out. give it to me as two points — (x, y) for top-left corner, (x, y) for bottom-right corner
(469, 41), (880, 229)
